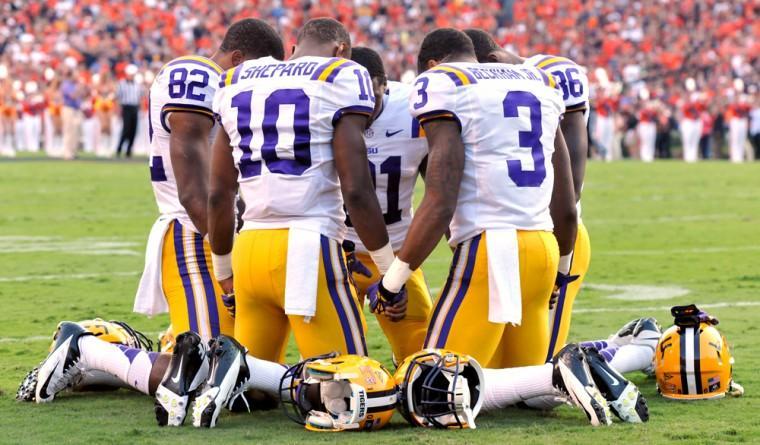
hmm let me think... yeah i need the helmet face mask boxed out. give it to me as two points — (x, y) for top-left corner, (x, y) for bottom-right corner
(280, 353), (397, 432)
(396, 349), (483, 429)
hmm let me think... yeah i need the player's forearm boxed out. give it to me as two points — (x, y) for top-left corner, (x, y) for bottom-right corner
(207, 189), (236, 255)
(397, 137), (462, 269)
(343, 187), (389, 251)
(560, 112), (588, 202)
(550, 131), (578, 256)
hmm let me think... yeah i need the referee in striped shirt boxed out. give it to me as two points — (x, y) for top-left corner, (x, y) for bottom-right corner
(116, 65), (144, 158)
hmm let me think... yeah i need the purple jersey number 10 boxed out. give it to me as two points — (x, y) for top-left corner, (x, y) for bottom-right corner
(231, 88), (312, 178)
(503, 91), (546, 187)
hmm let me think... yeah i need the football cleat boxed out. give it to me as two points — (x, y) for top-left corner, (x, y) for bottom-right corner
(192, 335), (250, 428)
(583, 346), (649, 423)
(631, 317), (662, 376)
(35, 322), (91, 403)
(16, 366), (40, 402)
(155, 331), (209, 427)
(607, 318), (642, 347)
(551, 344), (612, 427)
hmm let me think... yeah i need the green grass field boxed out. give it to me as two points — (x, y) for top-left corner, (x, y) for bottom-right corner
(1, 158), (759, 444)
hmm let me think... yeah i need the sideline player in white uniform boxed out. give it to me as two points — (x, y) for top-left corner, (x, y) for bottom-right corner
(344, 47), (432, 362)
(370, 28), (577, 371)
(465, 29), (591, 366)
(207, 19), (395, 368)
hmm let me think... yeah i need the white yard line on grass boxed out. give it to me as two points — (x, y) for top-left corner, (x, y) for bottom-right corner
(0, 332), (163, 344)
(573, 301), (760, 314)
(0, 236), (142, 256)
(590, 213), (738, 225)
(596, 245), (760, 256)
(0, 271), (140, 283)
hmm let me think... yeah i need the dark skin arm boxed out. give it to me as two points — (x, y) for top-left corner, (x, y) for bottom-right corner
(169, 112), (215, 234)
(207, 129), (238, 293)
(549, 128), (578, 256)
(397, 119), (464, 269)
(559, 110), (588, 202)
(333, 113), (389, 250)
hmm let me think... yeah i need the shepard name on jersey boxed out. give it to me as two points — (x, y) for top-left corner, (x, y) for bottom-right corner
(212, 56), (375, 241)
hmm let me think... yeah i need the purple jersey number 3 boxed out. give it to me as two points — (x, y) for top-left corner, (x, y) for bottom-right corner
(503, 91), (546, 187)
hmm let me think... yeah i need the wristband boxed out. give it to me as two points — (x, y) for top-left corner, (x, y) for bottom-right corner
(369, 241), (395, 274)
(381, 257), (413, 293)
(558, 252), (573, 275)
(211, 252), (233, 281)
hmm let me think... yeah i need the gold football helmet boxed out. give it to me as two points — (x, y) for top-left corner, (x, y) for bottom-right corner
(280, 353), (397, 432)
(50, 318), (153, 352)
(394, 349), (484, 429)
(655, 305), (741, 400)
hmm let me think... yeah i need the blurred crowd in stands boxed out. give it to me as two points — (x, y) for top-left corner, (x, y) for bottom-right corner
(0, 0), (758, 161)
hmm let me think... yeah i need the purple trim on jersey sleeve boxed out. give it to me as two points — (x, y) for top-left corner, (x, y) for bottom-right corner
(160, 102), (214, 133)
(565, 102), (588, 113)
(415, 109), (461, 131)
(331, 105), (374, 126)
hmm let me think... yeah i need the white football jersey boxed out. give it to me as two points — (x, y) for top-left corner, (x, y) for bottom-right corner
(148, 55), (222, 233)
(345, 81), (429, 253)
(212, 56), (376, 241)
(524, 54), (590, 124)
(409, 62), (565, 246)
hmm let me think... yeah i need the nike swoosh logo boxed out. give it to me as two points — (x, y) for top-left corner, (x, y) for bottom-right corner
(39, 342), (68, 400)
(385, 129), (403, 137)
(598, 366), (620, 386)
(38, 364), (58, 400)
(171, 356), (183, 384)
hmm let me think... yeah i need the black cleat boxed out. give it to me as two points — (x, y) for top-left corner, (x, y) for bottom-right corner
(35, 322), (91, 403)
(16, 366), (40, 402)
(154, 331), (209, 426)
(583, 346), (649, 423)
(607, 318), (641, 347)
(192, 335), (251, 428)
(552, 344), (612, 426)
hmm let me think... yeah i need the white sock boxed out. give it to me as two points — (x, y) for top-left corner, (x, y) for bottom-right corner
(609, 344), (655, 374)
(521, 395), (563, 410)
(481, 364), (556, 411)
(78, 336), (156, 394)
(244, 355), (289, 396)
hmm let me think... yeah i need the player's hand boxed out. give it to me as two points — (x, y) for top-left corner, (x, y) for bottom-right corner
(551, 272), (580, 310)
(342, 240), (373, 279)
(219, 276), (234, 295)
(221, 292), (236, 318)
(367, 280), (408, 322)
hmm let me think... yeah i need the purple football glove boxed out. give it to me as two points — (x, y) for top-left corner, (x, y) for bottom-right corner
(367, 280), (407, 318)
(342, 240), (372, 279)
(221, 293), (236, 318)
